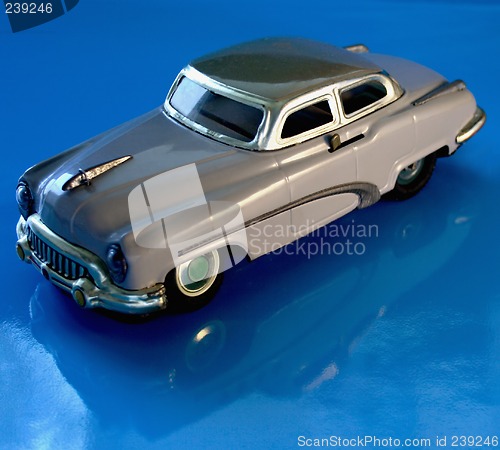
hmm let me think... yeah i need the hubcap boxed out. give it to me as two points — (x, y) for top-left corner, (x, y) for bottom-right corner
(397, 159), (424, 185)
(176, 251), (220, 297)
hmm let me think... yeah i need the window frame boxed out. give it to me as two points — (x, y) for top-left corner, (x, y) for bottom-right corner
(275, 92), (339, 147)
(169, 75), (265, 144)
(165, 67), (269, 151)
(165, 68), (403, 151)
(336, 73), (401, 122)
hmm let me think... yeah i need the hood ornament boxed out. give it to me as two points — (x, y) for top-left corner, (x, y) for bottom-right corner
(63, 156), (132, 191)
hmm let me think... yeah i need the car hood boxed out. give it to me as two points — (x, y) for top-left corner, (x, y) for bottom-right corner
(31, 108), (248, 252)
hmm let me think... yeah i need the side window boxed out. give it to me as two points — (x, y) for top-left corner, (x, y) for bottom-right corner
(281, 100), (333, 139)
(341, 80), (387, 116)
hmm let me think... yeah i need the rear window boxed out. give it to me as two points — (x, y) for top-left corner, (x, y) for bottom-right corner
(170, 77), (264, 143)
(341, 80), (387, 116)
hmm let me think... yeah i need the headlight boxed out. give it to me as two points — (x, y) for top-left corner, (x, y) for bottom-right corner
(16, 182), (33, 218)
(106, 244), (128, 283)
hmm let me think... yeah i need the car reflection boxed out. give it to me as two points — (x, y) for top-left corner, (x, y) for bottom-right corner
(29, 164), (476, 438)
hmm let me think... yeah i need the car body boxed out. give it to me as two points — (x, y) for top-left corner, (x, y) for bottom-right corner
(15, 37), (485, 314)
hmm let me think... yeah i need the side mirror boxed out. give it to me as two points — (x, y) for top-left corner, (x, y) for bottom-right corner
(328, 134), (341, 153)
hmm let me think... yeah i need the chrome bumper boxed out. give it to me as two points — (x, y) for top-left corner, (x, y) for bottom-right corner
(16, 214), (167, 314)
(456, 106), (486, 144)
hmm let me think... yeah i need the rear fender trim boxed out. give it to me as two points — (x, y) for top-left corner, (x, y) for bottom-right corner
(413, 80), (466, 106)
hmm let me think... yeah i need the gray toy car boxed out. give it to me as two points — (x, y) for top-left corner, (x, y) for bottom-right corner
(15, 37), (485, 314)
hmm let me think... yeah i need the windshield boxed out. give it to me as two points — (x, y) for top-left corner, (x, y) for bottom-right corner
(169, 77), (264, 143)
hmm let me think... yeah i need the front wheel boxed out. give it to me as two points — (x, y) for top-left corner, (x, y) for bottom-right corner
(165, 250), (223, 312)
(384, 153), (437, 201)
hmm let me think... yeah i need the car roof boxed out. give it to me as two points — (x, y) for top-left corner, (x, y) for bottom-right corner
(189, 37), (382, 102)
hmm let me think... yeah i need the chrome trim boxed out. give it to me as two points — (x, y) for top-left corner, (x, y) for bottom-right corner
(16, 215), (166, 314)
(412, 80), (466, 106)
(27, 225), (87, 279)
(456, 107), (486, 144)
(176, 182), (380, 258)
(63, 156), (133, 191)
(164, 67), (270, 152)
(344, 44), (369, 53)
(270, 74), (402, 150)
(274, 93), (339, 147)
(245, 182), (381, 227)
(323, 73), (403, 131)
(337, 73), (402, 121)
(165, 67), (402, 151)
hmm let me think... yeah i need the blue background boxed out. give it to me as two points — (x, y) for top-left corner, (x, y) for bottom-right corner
(0, 1), (499, 448)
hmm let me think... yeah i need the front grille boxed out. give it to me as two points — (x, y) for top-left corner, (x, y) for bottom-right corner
(27, 226), (88, 280)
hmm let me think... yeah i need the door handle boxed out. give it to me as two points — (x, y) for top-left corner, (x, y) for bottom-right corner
(328, 134), (341, 153)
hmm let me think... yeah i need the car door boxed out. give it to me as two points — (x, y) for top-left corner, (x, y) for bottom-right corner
(334, 75), (415, 193)
(273, 96), (358, 237)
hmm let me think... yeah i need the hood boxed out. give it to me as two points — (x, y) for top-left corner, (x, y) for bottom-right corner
(31, 108), (250, 254)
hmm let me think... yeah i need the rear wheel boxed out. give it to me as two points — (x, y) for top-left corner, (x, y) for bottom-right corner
(165, 250), (223, 312)
(385, 153), (437, 201)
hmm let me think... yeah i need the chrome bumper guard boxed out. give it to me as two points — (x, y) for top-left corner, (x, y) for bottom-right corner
(16, 214), (167, 314)
(456, 106), (486, 144)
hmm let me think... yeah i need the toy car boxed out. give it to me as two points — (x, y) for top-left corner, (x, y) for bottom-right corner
(15, 37), (485, 314)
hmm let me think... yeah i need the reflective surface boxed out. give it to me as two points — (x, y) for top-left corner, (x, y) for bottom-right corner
(1, 1), (498, 448)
